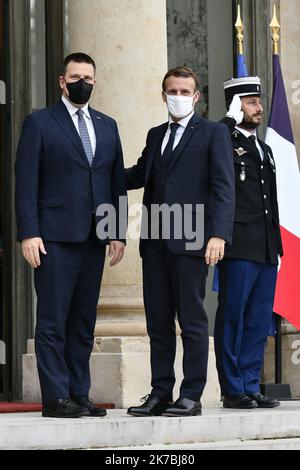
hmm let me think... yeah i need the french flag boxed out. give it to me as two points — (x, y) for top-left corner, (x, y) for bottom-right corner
(266, 55), (300, 330)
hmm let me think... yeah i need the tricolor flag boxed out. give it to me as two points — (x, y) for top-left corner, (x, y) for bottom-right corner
(266, 55), (300, 330)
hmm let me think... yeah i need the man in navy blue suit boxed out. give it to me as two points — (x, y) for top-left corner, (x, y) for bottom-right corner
(126, 66), (235, 417)
(15, 53), (127, 418)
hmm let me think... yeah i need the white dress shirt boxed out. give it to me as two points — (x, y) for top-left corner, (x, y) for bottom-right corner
(161, 111), (195, 155)
(61, 95), (97, 156)
(236, 126), (264, 161)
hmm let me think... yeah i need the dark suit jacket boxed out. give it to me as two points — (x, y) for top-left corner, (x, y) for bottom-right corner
(221, 117), (283, 264)
(126, 113), (235, 257)
(15, 99), (127, 243)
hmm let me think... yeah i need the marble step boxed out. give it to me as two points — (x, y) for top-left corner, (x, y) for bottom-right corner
(0, 402), (300, 450)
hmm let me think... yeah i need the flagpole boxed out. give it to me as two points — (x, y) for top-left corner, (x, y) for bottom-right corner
(235, 4), (248, 77)
(269, 5), (282, 387)
(235, 4), (244, 56)
(270, 5), (280, 56)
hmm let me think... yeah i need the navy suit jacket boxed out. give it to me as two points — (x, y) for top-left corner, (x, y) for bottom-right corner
(126, 113), (235, 257)
(15, 99), (127, 243)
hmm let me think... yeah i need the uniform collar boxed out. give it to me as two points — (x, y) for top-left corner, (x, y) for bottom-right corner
(236, 125), (257, 140)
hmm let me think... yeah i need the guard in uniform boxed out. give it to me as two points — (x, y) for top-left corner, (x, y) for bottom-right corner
(214, 76), (283, 409)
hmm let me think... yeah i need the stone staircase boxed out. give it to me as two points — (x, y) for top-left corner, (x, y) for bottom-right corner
(1, 402), (300, 450)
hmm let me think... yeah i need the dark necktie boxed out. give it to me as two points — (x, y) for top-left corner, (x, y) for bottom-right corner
(77, 109), (94, 166)
(162, 123), (180, 163)
(248, 134), (263, 160)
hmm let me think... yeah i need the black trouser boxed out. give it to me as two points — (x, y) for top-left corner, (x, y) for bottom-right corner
(34, 222), (106, 403)
(142, 240), (209, 402)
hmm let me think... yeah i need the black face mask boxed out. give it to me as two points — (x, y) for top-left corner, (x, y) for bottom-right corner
(65, 79), (93, 105)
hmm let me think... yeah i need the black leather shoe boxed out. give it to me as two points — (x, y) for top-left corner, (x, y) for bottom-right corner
(162, 398), (202, 417)
(223, 394), (258, 409)
(71, 395), (107, 417)
(127, 395), (172, 417)
(248, 393), (281, 408)
(42, 399), (90, 418)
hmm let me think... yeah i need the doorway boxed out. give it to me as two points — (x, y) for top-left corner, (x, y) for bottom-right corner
(0, 0), (34, 401)
(0, 0), (64, 401)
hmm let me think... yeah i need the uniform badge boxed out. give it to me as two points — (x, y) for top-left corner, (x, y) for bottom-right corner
(235, 147), (247, 158)
(239, 161), (246, 182)
(240, 170), (246, 182)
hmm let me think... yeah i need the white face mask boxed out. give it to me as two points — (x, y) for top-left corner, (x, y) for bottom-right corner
(164, 93), (197, 119)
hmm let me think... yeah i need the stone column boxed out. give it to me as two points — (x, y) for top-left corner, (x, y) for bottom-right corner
(66, 0), (168, 407)
(68, 0), (167, 337)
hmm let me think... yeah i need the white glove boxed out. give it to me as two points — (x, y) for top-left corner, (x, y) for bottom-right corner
(226, 94), (244, 125)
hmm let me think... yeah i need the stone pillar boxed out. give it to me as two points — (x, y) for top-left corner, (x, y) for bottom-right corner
(67, 0), (166, 407)
(68, 0), (168, 340)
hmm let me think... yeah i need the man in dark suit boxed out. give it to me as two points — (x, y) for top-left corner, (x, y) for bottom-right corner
(214, 77), (283, 409)
(126, 66), (235, 417)
(15, 53), (127, 418)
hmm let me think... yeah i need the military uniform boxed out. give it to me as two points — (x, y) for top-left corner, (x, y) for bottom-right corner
(214, 77), (283, 404)
(222, 117), (283, 264)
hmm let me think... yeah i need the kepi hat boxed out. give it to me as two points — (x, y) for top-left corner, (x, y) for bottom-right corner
(224, 76), (261, 107)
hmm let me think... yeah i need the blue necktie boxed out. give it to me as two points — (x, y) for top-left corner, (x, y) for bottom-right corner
(162, 122), (180, 164)
(77, 109), (94, 166)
